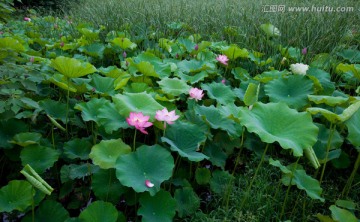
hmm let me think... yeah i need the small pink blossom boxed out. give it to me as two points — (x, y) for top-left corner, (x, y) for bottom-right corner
(123, 51), (127, 58)
(302, 47), (307, 55)
(221, 79), (226, 84)
(29, 57), (34, 63)
(126, 112), (153, 134)
(145, 180), (154, 188)
(194, 44), (199, 51)
(216, 54), (229, 65)
(155, 108), (179, 126)
(24, 17), (31, 22)
(189, 87), (204, 101)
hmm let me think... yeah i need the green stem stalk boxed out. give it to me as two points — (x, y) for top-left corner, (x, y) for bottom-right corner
(342, 150), (360, 197)
(319, 123), (336, 184)
(133, 129), (137, 151)
(240, 143), (270, 210)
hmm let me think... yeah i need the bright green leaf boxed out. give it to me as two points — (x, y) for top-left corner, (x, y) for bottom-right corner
(50, 56), (97, 78)
(9, 132), (42, 147)
(20, 145), (60, 174)
(79, 201), (118, 222)
(0, 180), (34, 212)
(201, 82), (236, 105)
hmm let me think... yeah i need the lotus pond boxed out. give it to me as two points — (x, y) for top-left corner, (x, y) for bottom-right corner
(0, 1), (360, 222)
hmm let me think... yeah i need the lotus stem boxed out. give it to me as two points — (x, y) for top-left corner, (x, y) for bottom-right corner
(279, 157), (300, 221)
(342, 150), (360, 197)
(240, 143), (270, 210)
(133, 129), (137, 151)
(319, 123), (336, 184)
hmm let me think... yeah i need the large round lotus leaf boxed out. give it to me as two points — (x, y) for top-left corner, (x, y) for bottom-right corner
(203, 143), (227, 170)
(87, 74), (116, 96)
(90, 139), (131, 169)
(161, 121), (208, 162)
(194, 105), (242, 138)
(78, 43), (105, 58)
(60, 164), (99, 183)
(174, 187), (200, 218)
(237, 102), (318, 157)
(115, 145), (174, 196)
(138, 190), (177, 222)
(112, 92), (164, 121)
(63, 138), (92, 160)
(157, 77), (191, 97)
(329, 205), (358, 222)
(20, 145), (60, 174)
(9, 132), (42, 147)
(177, 59), (211, 73)
(345, 108), (360, 146)
(307, 68), (335, 95)
(112, 37), (137, 50)
(79, 201), (118, 222)
(92, 169), (126, 204)
(39, 99), (67, 123)
(50, 56), (97, 78)
(308, 95), (348, 106)
(221, 44), (249, 59)
(97, 102), (129, 134)
(0, 119), (28, 149)
(49, 74), (77, 92)
(0, 180), (34, 212)
(264, 75), (313, 109)
(22, 200), (70, 222)
(75, 98), (109, 122)
(176, 70), (208, 84)
(195, 168), (211, 185)
(201, 82), (236, 105)
(254, 70), (289, 83)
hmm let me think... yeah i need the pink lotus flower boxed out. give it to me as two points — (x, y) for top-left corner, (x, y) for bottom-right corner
(145, 180), (154, 188)
(189, 87), (204, 101)
(302, 47), (307, 55)
(24, 17), (31, 22)
(221, 79), (226, 84)
(123, 51), (127, 58)
(126, 112), (153, 134)
(216, 54), (229, 65)
(155, 108), (179, 126)
(194, 44), (199, 51)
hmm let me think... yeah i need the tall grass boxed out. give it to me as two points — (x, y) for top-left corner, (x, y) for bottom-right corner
(66, 0), (359, 54)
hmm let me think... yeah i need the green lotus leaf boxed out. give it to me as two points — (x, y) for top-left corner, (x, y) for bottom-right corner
(336, 63), (360, 80)
(98, 66), (124, 78)
(49, 74), (77, 92)
(136, 61), (159, 78)
(194, 105), (242, 138)
(337, 49), (360, 63)
(195, 168), (211, 185)
(161, 121), (208, 162)
(203, 143), (227, 169)
(338, 101), (360, 122)
(97, 102), (129, 133)
(331, 151), (351, 169)
(201, 82), (236, 105)
(270, 159), (324, 201)
(209, 170), (235, 195)
(260, 23), (281, 37)
(138, 190), (177, 222)
(79, 201), (118, 222)
(335, 200), (356, 211)
(221, 44), (249, 59)
(90, 139), (131, 169)
(174, 187), (200, 218)
(0, 180), (34, 212)
(0, 119), (28, 149)
(63, 138), (92, 160)
(114, 74), (131, 90)
(237, 102), (318, 156)
(307, 101), (360, 123)
(329, 205), (358, 222)
(75, 97), (109, 122)
(60, 164), (100, 183)
(310, 53), (334, 70)
(87, 74), (116, 96)
(0, 37), (26, 52)
(177, 38), (196, 53)
(307, 68), (335, 95)
(50, 56), (97, 78)
(264, 75), (314, 109)
(22, 200), (70, 222)
(177, 59), (213, 73)
(92, 169), (126, 204)
(78, 43), (105, 58)
(112, 37), (137, 50)
(176, 70), (208, 84)
(308, 95), (348, 106)
(313, 123), (343, 162)
(345, 108), (360, 146)
(112, 92), (164, 121)
(158, 77), (191, 97)
(115, 145), (174, 196)
(39, 99), (67, 123)
(20, 145), (60, 174)
(232, 67), (251, 81)
(243, 83), (259, 106)
(130, 52), (171, 78)
(254, 70), (290, 83)
(9, 132), (42, 147)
